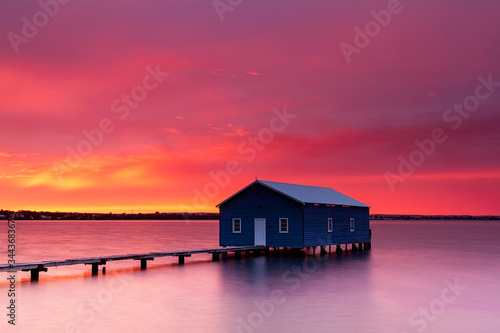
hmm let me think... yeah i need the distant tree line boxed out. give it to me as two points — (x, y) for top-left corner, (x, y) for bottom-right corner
(0, 209), (219, 220)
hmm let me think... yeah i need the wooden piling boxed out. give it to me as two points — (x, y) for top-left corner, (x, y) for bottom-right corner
(91, 263), (99, 275)
(83, 259), (107, 276)
(22, 264), (48, 282)
(174, 254), (191, 265)
(31, 270), (40, 281)
(135, 257), (154, 270)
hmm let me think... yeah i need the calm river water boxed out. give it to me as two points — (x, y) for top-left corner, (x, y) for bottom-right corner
(1, 220), (500, 332)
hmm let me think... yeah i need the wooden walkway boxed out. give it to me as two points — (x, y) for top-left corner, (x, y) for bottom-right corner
(1, 242), (371, 282)
(0, 246), (268, 281)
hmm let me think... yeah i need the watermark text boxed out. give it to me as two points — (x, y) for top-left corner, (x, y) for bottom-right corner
(6, 218), (17, 325)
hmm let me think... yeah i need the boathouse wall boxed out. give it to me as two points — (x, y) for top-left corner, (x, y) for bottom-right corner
(219, 183), (304, 247)
(303, 204), (370, 247)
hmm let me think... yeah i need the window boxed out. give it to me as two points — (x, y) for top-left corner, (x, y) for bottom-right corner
(350, 218), (355, 232)
(279, 218), (288, 233)
(232, 218), (241, 233)
(328, 218), (333, 232)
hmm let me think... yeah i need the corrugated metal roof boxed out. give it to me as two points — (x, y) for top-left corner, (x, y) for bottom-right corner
(217, 180), (369, 207)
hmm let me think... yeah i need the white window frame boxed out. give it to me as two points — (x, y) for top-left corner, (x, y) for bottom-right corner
(328, 218), (333, 233)
(279, 218), (288, 233)
(350, 218), (355, 232)
(232, 218), (241, 233)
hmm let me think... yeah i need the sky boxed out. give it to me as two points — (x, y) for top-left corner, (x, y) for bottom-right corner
(0, 0), (499, 215)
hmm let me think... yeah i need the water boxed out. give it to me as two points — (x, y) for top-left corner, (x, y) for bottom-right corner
(1, 220), (500, 332)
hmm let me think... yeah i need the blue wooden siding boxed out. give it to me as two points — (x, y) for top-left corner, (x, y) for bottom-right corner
(219, 183), (304, 247)
(303, 204), (370, 247)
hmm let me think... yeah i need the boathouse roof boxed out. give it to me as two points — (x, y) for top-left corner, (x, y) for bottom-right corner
(217, 180), (369, 208)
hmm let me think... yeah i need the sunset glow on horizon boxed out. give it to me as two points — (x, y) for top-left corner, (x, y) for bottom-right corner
(1, 1), (499, 215)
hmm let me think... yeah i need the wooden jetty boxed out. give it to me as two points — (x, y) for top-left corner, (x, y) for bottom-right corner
(0, 243), (370, 282)
(0, 246), (267, 282)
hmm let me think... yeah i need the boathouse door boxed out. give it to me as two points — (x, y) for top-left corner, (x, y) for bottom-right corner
(254, 218), (266, 246)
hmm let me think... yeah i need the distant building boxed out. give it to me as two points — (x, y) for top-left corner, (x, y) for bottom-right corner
(217, 180), (370, 248)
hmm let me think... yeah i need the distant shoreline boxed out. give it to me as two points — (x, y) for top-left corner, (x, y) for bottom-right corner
(1, 210), (498, 221)
(1, 210), (219, 221)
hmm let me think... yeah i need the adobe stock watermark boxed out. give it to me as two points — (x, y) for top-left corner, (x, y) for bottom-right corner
(6, 218), (17, 326)
(401, 277), (467, 333)
(339, 0), (407, 64)
(237, 236), (335, 332)
(213, 0), (244, 21)
(64, 272), (130, 333)
(7, 0), (71, 54)
(52, 64), (169, 181)
(385, 73), (500, 192)
(177, 106), (296, 216)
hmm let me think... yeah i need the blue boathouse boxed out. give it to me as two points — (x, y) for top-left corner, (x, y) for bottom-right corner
(217, 180), (371, 250)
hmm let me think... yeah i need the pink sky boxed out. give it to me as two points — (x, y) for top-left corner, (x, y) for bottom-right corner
(1, 0), (499, 215)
